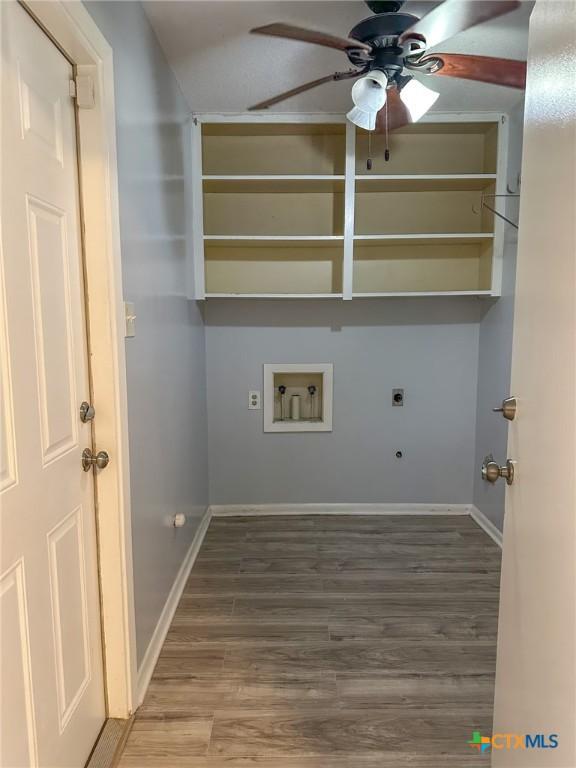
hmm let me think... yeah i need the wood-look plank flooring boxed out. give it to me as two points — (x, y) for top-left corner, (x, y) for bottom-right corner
(118, 515), (501, 767)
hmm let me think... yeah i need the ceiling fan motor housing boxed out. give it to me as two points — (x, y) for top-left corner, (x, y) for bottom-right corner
(365, 0), (405, 13)
(371, 48), (406, 82)
(347, 12), (420, 70)
(349, 12), (419, 44)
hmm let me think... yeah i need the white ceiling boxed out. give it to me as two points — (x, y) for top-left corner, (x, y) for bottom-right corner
(142, 0), (532, 115)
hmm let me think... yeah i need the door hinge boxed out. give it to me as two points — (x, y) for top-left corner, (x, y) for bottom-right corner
(70, 75), (95, 109)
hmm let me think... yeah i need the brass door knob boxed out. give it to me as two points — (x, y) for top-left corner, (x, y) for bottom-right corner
(482, 454), (515, 485)
(82, 448), (110, 472)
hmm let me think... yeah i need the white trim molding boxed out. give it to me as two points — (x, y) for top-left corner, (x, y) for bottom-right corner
(470, 505), (503, 548)
(136, 509), (212, 706)
(210, 503), (473, 517)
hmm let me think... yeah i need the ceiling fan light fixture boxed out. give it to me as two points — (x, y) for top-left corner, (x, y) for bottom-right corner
(399, 77), (439, 122)
(346, 105), (378, 131)
(347, 69), (388, 130)
(351, 69), (388, 111)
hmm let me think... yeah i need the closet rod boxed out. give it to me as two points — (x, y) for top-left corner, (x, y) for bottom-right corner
(476, 193), (520, 230)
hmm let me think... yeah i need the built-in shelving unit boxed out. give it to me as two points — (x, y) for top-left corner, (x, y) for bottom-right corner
(189, 115), (507, 299)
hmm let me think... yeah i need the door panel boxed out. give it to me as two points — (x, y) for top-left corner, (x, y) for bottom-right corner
(0, 276), (17, 493)
(493, 1), (576, 765)
(27, 196), (78, 463)
(0, 560), (38, 767)
(1, 2), (106, 765)
(17, 58), (65, 164)
(47, 508), (92, 731)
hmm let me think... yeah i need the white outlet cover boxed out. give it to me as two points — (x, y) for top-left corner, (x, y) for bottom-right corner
(248, 390), (261, 410)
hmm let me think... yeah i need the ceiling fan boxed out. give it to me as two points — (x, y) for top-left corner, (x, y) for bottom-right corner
(247, 0), (527, 132)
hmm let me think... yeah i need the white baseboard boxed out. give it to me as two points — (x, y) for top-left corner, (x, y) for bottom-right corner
(469, 505), (503, 548)
(136, 507), (212, 705)
(210, 503), (473, 517)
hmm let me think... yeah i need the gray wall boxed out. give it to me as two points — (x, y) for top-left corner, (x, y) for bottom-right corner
(86, 1), (209, 666)
(205, 299), (481, 505)
(473, 102), (524, 532)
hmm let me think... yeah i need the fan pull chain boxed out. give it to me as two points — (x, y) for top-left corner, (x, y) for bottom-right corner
(384, 98), (390, 162)
(367, 130), (372, 171)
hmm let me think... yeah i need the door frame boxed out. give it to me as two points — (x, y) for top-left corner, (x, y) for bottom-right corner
(20, 0), (137, 717)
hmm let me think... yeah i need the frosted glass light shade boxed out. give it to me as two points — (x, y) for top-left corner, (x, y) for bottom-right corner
(351, 70), (388, 112)
(347, 70), (388, 131)
(400, 78), (440, 122)
(346, 106), (377, 131)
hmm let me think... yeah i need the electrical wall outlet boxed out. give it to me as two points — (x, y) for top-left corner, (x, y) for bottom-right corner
(248, 390), (261, 410)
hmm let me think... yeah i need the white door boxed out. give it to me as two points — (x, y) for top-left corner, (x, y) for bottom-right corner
(1, 3), (106, 766)
(492, 1), (576, 766)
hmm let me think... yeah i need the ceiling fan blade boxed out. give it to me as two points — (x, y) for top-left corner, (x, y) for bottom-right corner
(422, 53), (527, 89)
(376, 88), (411, 133)
(248, 70), (360, 111)
(251, 23), (372, 53)
(400, 0), (521, 49)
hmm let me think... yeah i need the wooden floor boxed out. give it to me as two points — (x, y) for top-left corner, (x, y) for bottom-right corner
(118, 514), (501, 767)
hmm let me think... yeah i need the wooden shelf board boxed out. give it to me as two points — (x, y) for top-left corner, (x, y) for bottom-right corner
(353, 290), (494, 298)
(355, 176), (497, 192)
(203, 178), (345, 193)
(204, 236), (344, 246)
(202, 123), (346, 136)
(204, 235), (494, 244)
(356, 122), (498, 136)
(202, 174), (345, 181)
(353, 233), (494, 243)
(355, 174), (497, 180)
(205, 293), (344, 299)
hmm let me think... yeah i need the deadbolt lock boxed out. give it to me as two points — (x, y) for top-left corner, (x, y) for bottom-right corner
(80, 401), (95, 423)
(482, 454), (515, 486)
(82, 448), (110, 472)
